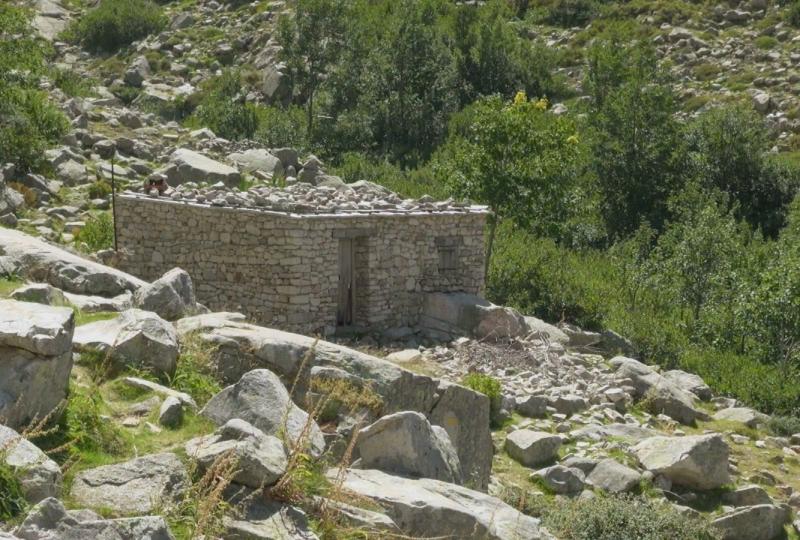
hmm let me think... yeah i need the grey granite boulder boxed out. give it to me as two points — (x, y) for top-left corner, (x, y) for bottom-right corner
(185, 419), (287, 488)
(356, 411), (463, 484)
(73, 309), (179, 376)
(15, 497), (174, 540)
(134, 268), (199, 321)
(0, 425), (62, 503)
(0, 301), (74, 429)
(584, 458), (641, 493)
(532, 465), (585, 494)
(713, 407), (769, 429)
(633, 434), (731, 490)
(711, 504), (788, 540)
(70, 453), (188, 514)
(201, 369), (326, 458)
(331, 468), (552, 540)
(505, 430), (561, 467)
(167, 149), (240, 187)
(0, 228), (145, 296)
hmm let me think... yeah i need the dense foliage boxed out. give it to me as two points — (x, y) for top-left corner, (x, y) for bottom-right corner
(0, 5), (68, 173)
(66, 0), (166, 53)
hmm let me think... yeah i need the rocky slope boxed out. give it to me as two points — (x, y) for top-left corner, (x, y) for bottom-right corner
(0, 0), (799, 538)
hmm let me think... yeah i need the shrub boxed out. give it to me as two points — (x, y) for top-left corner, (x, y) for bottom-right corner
(66, 0), (167, 53)
(542, 494), (719, 539)
(754, 35), (778, 49)
(462, 373), (503, 425)
(77, 212), (114, 252)
(768, 415), (800, 436)
(88, 179), (112, 200)
(192, 70), (258, 141)
(0, 89), (69, 173)
(254, 104), (308, 151)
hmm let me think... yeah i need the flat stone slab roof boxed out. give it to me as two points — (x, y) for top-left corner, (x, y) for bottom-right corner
(122, 180), (489, 217)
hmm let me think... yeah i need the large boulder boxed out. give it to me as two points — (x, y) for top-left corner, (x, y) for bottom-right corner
(9, 284), (67, 306)
(14, 497), (175, 540)
(570, 423), (657, 443)
(419, 292), (527, 341)
(427, 381), (492, 490)
(356, 411), (463, 484)
(633, 434), (731, 490)
(612, 356), (702, 425)
(532, 465), (585, 494)
(0, 300), (74, 357)
(177, 313), (492, 489)
(663, 369), (713, 401)
(504, 430), (561, 467)
(0, 301), (74, 429)
(0, 228), (145, 296)
(330, 469), (552, 539)
(185, 419), (287, 489)
(201, 369), (326, 458)
(133, 268), (200, 321)
(523, 317), (569, 345)
(713, 407), (769, 429)
(584, 458), (641, 493)
(73, 309), (179, 376)
(227, 149), (284, 177)
(223, 488), (318, 540)
(70, 453), (188, 514)
(167, 149), (241, 187)
(0, 425), (62, 503)
(711, 504), (789, 540)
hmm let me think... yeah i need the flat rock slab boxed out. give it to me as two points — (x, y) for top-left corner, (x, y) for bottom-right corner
(0, 300), (74, 356)
(70, 453), (188, 514)
(330, 469), (553, 540)
(0, 228), (145, 296)
(712, 504), (788, 540)
(223, 489), (318, 540)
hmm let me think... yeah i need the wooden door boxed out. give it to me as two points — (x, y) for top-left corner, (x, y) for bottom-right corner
(337, 238), (355, 326)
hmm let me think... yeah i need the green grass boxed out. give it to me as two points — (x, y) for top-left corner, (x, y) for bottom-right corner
(754, 35), (779, 49)
(0, 276), (23, 297)
(74, 310), (118, 326)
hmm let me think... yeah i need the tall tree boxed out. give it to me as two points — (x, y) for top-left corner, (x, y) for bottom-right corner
(586, 34), (685, 239)
(277, 0), (347, 136)
(434, 93), (580, 273)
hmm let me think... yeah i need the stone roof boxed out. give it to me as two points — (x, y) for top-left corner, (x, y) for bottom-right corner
(121, 180), (488, 216)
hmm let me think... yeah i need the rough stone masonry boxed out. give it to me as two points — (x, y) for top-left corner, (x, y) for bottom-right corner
(115, 189), (487, 335)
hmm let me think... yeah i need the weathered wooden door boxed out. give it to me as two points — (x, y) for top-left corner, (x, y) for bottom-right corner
(337, 238), (355, 326)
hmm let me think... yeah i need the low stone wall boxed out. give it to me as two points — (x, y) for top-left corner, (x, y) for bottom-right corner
(115, 194), (487, 335)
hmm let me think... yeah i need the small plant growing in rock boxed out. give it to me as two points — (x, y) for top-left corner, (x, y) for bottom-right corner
(462, 372), (503, 426)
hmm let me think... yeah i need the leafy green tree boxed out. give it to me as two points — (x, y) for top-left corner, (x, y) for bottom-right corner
(647, 185), (749, 327)
(0, 5), (68, 172)
(277, 0), (348, 136)
(687, 104), (796, 237)
(434, 93), (580, 272)
(453, 1), (556, 103)
(747, 196), (800, 371)
(586, 35), (685, 238)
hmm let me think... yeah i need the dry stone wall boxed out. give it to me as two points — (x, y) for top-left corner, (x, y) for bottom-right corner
(115, 194), (487, 335)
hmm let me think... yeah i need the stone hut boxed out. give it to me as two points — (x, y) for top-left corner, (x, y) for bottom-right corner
(115, 181), (488, 335)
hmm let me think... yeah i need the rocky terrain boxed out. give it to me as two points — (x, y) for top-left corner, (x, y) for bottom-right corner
(1, 0), (800, 538)
(2, 224), (800, 539)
